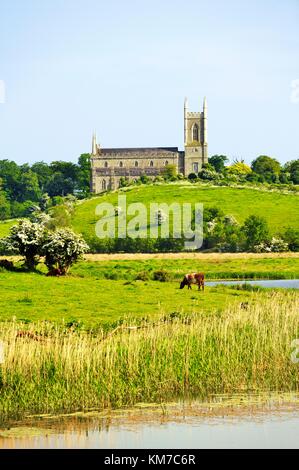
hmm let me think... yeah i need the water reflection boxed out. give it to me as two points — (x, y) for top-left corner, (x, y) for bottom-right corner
(1, 392), (299, 449)
(206, 279), (299, 289)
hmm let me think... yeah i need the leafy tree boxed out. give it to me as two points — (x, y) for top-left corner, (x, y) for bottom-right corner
(46, 173), (75, 197)
(3, 220), (47, 270)
(242, 215), (270, 251)
(0, 191), (11, 220)
(251, 156), (281, 179)
(50, 161), (78, 181)
(19, 170), (41, 202)
(0, 159), (21, 199)
(208, 155), (228, 173)
(43, 229), (89, 275)
(77, 153), (91, 194)
(31, 162), (52, 192)
(284, 160), (299, 184)
(226, 162), (252, 175)
(283, 227), (299, 251)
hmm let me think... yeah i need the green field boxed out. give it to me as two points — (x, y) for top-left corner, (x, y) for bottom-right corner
(0, 269), (256, 327)
(77, 254), (299, 281)
(1, 253), (298, 327)
(72, 184), (299, 241)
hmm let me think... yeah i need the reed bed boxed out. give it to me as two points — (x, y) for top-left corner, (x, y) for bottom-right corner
(0, 291), (298, 419)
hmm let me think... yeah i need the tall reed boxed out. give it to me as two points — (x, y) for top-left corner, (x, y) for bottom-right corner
(0, 291), (298, 419)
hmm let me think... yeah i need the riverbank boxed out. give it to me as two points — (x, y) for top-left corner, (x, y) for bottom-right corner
(0, 291), (298, 420)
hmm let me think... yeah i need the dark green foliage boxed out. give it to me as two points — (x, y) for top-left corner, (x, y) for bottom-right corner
(0, 155), (91, 220)
(208, 155), (228, 172)
(242, 215), (270, 251)
(251, 155), (281, 181)
(153, 270), (171, 282)
(283, 227), (299, 252)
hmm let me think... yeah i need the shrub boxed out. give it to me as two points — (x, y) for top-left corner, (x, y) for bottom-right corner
(135, 271), (150, 281)
(3, 220), (47, 270)
(198, 168), (219, 181)
(253, 237), (289, 253)
(188, 173), (197, 181)
(242, 215), (270, 251)
(283, 227), (299, 252)
(153, 270), (171, 282)
(43, 229), (89, 275)
(162, 164), (177, 180)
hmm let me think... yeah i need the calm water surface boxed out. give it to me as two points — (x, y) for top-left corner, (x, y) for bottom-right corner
(1, 394), (299, 449)
(206, 279), (299, 289)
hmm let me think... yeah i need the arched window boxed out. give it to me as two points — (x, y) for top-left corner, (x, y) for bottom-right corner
(102, 180), (106, 190)
(150, 161), (154, 167)
(135, 161), (138, 167)
(104, 161), (108, 168)
(165, 160), (169, 166)
(192, 124), (199, 141)
(119, 161), (123, 167)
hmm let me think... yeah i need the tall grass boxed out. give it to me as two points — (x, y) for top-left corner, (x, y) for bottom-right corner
(0, 291), (298, 420)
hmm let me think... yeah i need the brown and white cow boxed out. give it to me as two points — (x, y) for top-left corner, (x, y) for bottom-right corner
(180, 273), (205, 291)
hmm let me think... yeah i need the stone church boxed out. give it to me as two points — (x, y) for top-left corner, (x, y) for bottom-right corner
(90, 97), (208, 193)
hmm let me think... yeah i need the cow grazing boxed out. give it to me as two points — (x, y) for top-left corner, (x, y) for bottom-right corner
(180, 273), (205, 291)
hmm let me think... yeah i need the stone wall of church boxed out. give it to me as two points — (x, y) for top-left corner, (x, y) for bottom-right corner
(91, 150), (180, 193)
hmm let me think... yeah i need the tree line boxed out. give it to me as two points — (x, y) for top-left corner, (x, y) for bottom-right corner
(0, 154), (90, 220)
(0, 153), (298, 222)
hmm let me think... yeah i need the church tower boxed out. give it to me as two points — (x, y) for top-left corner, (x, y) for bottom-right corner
(183, 97), (208, 176)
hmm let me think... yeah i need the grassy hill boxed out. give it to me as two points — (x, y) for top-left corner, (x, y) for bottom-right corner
(1, 183), (298, 244)
(72, 183), (299, 242)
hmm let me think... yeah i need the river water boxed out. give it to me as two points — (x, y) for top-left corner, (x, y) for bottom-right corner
(1, 280), (298, 449)
(206, 279), (299, 289)
(1, 393), (299, 449)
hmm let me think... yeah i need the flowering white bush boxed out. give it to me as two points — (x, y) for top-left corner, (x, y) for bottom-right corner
(253, 237), (289, 253)
(43, 229), (89, 275)
(3, 220), (47, 269)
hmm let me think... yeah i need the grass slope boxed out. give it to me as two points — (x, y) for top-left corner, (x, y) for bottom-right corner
(0, 269), (255, 327)
(0, 220), (15, 238)
(72, 184), (299, 242)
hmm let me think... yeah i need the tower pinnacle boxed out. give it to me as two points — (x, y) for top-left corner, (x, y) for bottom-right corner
(92, 132), (97, 156)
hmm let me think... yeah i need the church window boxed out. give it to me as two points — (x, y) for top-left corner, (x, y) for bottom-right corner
(119, 161), (123, 167)
(104, 161), (108, 168)
(150, 161), (154, 167)
(102, 180), (106, 190)
(135, 161), (138, 167)
(193, 162), (199, 173)
(192, 124), (199, 141)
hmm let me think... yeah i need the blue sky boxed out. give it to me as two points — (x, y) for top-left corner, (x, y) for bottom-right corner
(0, 0), (298, 165)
